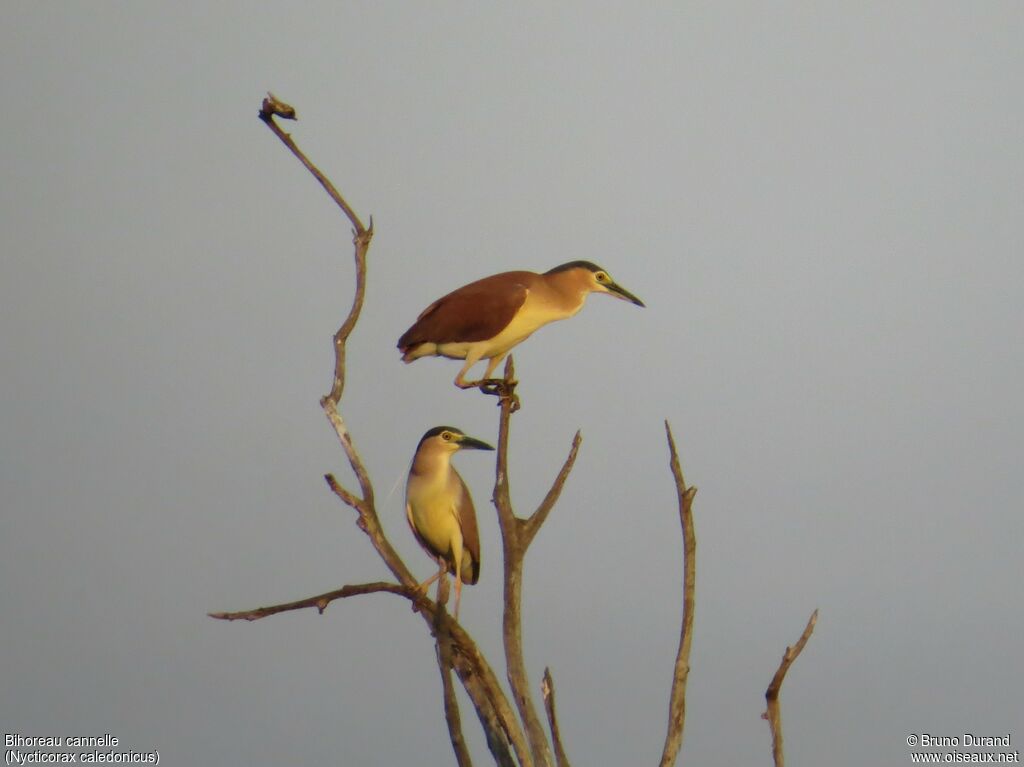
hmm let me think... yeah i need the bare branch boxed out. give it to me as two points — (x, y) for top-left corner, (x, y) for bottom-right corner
(322, 223), (373, 405)
(491, 355), (519, 530)
(259, 92), (367, 235)
(523, 431), (581, 547)
(208, 581), (424, 621)
(541, 668), (571, 767)
(763, 609), (819, 767)
(658, 421), (698, 767)
(434, 579), (474, 767)
(209, 570), (530, 767)
(324, 472), (364, 515)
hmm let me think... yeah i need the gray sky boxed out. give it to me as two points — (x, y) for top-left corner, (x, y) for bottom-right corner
(2, 3), (1022, 765)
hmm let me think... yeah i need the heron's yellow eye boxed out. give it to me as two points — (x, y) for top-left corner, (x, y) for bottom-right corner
(442, 432), (452, 441)
(596, 272), (608, 283)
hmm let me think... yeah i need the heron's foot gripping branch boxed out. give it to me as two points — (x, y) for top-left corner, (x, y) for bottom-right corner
(479, 378), (520, 412)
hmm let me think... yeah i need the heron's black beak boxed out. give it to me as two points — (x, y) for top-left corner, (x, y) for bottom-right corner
(457, 435), (495, 451)
(607, 280), (645, 307)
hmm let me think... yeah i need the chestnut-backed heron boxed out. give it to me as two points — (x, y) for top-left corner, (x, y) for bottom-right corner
(398, 261), (644, 388)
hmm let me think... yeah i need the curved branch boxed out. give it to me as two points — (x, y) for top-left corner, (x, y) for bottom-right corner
(322, 224), (372, 405)
(208, 581), (425, 621)
(763, 609), (819, 767)
(258, 92), (374, 407)
(260, 93), (368, 235)
(658, 421), (698, 767)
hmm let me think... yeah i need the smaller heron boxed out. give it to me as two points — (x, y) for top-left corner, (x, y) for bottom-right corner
(406, 426), (494, 619)
(398, 261), (644, 389)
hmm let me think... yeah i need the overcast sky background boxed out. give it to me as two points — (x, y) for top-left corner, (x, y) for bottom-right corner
(2, 3), (1022, 766)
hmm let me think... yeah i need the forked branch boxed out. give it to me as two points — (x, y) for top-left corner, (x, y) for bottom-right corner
(491, 357), (569, 767)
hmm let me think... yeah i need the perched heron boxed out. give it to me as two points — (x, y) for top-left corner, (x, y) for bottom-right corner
(398, 261), (644, 388)
(405, 426), (494, 618)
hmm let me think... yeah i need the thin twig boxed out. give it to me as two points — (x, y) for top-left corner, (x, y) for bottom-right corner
(492, 357), (555, 767)
(208, 581), (425, 621)
(324, 472), (365, 516)
(260, 93), (367, 234)
(658, 421), (698, 767)
(523, 431), (582, 547)
(541, 668), (571, 767)
(764, 609), (819, 767)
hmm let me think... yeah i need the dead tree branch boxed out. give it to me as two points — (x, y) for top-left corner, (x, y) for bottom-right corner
(217, 92), (805, 767)
(541, 668), (571, 767)
(763, 609), (819, 767)
(259, 93), (367, 236)
(208, 581), (425, 622)
(658, 421), (698, 767)
(257, 94), (413, 607)
(434, 579), (474, 767)
(210, 94), (534, 767)
(209, 569), (529, 765)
